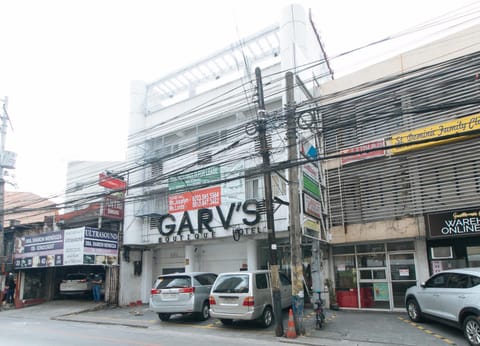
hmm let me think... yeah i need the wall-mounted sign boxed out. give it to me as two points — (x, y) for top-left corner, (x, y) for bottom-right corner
(99, 172), (126, 190)
(340, 140), (385, 165)
(303, 193), (322, 219)
(0, 150), (17, 169)
(425, 208), (480, 239)
(13, 227), (119, 269)
(303, 217), (323, 241)
(168, 166), (220, 192)
(303, 173), (320, 199)
(168, 186), (221, 213)
(391, 113), (480, 155)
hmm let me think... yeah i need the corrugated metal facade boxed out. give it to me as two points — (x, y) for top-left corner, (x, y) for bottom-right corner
(322, 51), (480, 226)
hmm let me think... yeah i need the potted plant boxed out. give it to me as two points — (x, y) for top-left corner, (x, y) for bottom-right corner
(324, 278), (339, 310)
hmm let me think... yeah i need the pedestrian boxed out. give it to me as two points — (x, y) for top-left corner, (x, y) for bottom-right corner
(5, 273), (15, 304)
(91, 273), (102, 303)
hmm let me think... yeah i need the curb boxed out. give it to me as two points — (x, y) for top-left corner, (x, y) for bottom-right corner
(50, 303), (151, 329)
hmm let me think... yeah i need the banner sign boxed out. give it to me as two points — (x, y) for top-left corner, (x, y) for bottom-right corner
(168, 186), (221, 213)
(13, 227), (119, 269)
(13, 231), (64, 268)
(168, 166), (221, 192)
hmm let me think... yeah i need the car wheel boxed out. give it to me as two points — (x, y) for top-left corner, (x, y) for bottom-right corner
(259, 306), (273, 328)
(406, 299), (423, 322)
(196, 301), (210, 321)
(158, 313), (171, 321)
(220, 319), (233, 325)
(464, 315), (480, 345)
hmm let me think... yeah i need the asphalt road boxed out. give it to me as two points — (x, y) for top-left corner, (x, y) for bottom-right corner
(0, 300), (470, 346)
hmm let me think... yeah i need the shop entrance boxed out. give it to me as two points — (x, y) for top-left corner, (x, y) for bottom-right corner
(334, 241), (417, 311)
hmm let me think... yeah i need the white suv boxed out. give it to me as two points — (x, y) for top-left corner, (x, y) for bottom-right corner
(405, 268), (480, 345)
(149, 272), (217, 321)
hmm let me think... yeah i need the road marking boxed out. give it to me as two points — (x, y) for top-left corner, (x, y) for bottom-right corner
(398, 316), (456, 345)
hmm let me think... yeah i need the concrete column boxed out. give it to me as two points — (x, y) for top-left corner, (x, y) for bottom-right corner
(140, 250), (153, 303)
(185, 245), (195, 273)
(124, 80), (147, 244)
(246, 239), (257, 271)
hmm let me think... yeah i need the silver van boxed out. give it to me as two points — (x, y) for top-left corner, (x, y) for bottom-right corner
(149, 272), (217, 321)
(209, 270), (292, 327)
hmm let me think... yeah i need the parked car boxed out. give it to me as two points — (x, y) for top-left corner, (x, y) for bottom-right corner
(209, 270), (292, 327)
(405, 268), (480, 346)
(59, 272), (105, 297)
(59, 273), (92, 296)
(149, 272), (217, 321)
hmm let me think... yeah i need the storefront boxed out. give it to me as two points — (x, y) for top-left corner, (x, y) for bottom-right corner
(12, 226), (119, 306)
(332, 240), (418, 311)
(425, 207), (480, 274)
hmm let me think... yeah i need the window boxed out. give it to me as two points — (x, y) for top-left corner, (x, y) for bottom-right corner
(358, 254), (386, 268)
(280, 273), (292, 286)
(471, 275), (480, 287)
(256, 273), (269, 289)
(425, 273), (448, 288)
(195, 274), (217, 286)
(272, 171), (286, 197)
(212, 274), (249, 293)
(246, 175), (264, 200)
(447, 274), (468, 289)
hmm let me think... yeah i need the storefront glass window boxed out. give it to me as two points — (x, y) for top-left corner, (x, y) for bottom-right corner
(467, 246), (480, 267)
(356, 243), (385, 253)
(358, 254), (386, 268)
(387, 241), (415, 251)
(24, 270), (47, 300)
(332, 245), (355, 255)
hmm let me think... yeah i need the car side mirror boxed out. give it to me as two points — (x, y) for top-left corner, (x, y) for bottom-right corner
(420, 282), (426, 288)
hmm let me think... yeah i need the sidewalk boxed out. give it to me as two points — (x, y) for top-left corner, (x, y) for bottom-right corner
(1, 300), (459, 345)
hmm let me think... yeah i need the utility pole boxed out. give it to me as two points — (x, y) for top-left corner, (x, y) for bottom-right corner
(0, 97), (8, 263)
(255, 67), (283, 337)
(286, 72), (304, 334)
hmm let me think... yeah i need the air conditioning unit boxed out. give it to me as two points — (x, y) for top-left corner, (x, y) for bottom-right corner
(431, 246), (453, 259)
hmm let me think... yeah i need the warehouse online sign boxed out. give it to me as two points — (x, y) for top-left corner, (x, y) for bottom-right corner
(391, 113), (480, 154)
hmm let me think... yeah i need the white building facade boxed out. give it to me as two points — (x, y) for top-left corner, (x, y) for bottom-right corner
(120, 5), (331, 305)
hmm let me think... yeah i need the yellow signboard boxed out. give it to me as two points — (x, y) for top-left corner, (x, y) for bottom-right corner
(390, 113), (480, 154)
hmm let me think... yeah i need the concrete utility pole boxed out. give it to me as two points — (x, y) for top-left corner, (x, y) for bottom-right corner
(255, 67), (284, 337)
(0, 96), (7, 261)
(285, 72), (304, 334)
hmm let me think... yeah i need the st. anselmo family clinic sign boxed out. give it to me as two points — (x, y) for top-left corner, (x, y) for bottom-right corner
(13, 226), (119, 269)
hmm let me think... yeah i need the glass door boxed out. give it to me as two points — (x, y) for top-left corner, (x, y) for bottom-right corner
(357, 253), (390, 309)
(389, 253), (416, 309)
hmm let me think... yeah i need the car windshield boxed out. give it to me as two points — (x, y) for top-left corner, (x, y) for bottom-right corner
(66, 274), (88, 281)
(212, 274), (249, 293)
(155, 276), (191, 289)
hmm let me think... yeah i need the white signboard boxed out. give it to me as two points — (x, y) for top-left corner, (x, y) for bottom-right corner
(1, 150), (17, 169)
(63, 227), (85, 265)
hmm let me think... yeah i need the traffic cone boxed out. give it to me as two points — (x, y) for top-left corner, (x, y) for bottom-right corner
(286, 308), (297, 339)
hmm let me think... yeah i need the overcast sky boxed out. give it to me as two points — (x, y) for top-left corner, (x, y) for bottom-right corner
(0, 0), (479, 200)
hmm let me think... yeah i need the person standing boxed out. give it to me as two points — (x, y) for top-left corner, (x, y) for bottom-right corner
(5, 273), (15, 304)
(91, 273), (102, 303)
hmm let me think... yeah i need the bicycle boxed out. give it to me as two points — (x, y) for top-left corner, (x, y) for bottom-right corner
(314, 294), (326, 329)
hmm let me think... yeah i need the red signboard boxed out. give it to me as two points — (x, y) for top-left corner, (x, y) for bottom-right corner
(99, 172), (127, 190)
(103, 195), (124, 220)
(168, 186), (221, 213)
(340, 140), (386, 165)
